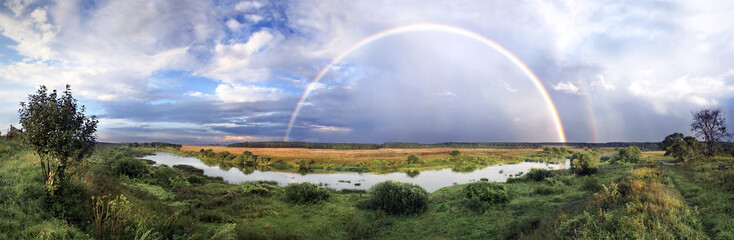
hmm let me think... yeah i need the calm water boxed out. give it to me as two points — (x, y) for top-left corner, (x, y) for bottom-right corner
(141, 152), (570, 192)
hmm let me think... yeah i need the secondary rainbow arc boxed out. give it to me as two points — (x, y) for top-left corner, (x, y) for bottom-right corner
(284, 23), (567, 143)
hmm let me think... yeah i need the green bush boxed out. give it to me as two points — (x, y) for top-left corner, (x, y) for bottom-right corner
(450, 150), (461, 156)
(617, 146), (643, 163)
(526, 168), (554, 181)
(404, 154), (422, 164)
(570, 151), (600, 175)
(241, 182), (270, 196)
(111, 158), (149, 178)
(464, 181), (510, 204)
(284, 182), (330, 204)
(366, 180), (428, 215)
(152, 166), (182, 187)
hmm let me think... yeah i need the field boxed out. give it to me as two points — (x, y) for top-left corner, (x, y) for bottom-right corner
(181, 145), (541, 164)
(2, 138), (732, 239)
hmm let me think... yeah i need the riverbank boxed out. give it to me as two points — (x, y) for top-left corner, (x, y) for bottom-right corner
(154, 145), (573, 174)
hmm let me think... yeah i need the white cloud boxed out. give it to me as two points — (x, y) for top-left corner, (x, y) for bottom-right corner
(235, 1), (265, 11)
(310, 125), (352, 134)
(245, 14), (264, 23)
(199, 30), (280, 83)
(553, 81), (580, 95)
(214, 83), (282, 103)
(592, 74), (615, 90)
(500, 80), (518, 93)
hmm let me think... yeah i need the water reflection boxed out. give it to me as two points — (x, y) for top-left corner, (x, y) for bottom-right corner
(404, 169), (421, 178)
(141, 152), (570, 192)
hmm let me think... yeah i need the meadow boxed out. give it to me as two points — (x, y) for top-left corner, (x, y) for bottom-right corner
(180, 145), (540, 164)
(1, 138), (732, 239)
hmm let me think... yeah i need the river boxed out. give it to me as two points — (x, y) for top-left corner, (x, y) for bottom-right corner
(141, 152), (570, 192)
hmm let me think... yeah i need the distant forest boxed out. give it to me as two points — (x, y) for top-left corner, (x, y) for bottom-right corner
(225, 141), (662, 151)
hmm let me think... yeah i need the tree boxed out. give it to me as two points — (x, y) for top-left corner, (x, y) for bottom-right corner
(660, 133), (703, 162)
(570, 151), (599, 175)
(18, 85), (98, 194)
(617, 146), (642, 163)
(691, 107), (731, 156)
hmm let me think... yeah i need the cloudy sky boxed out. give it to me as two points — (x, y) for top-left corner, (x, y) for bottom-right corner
(2, 0), (734, 144)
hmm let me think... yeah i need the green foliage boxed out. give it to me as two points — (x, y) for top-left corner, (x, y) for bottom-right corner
(617, 146), (643, 163)
(18, 85), (98, 194)
(450, 150), (461, 156)
(404, 154), (422, 164)
(661, 133), (703, 161)
(111, 158), (149, 178)
(295, 159), (315, 170)
(526, 168), (554, 181)
(463, 181), (509, 204)
(570, 151), (600, 175)
(284, 182), (330, 204)
(240, 182), (270, 196)
(365, 180), (428, 215)
(91, 194), (134, 239)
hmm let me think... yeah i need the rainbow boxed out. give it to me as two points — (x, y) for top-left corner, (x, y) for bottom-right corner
(284, 23), (567, 143)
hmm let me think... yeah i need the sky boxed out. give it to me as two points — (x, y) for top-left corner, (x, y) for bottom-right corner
(2, 0), (734, 144)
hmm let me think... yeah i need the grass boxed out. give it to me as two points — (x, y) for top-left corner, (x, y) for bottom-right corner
(0, 138), (89, 239)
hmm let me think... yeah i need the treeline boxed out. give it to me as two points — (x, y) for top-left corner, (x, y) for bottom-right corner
(227, 141), (381, 149)
(227, 141), (662, 150)
(226, 141), (541, 149)
(542, 142), (661, 151)
(124, 142), (182, 149)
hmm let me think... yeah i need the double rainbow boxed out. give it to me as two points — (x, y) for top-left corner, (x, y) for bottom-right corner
(284, 23), (567, 143)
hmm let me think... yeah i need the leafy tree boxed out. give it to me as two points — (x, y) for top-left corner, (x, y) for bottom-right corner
(18, 85), (98, 194)
(691, 107), (731, 156)
(617, 146), (642, 163)
(661, 133), (702, 162)
(570, 151), (599, 175)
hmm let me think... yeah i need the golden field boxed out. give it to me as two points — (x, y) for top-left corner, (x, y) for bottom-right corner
(181, 145), (541, 164)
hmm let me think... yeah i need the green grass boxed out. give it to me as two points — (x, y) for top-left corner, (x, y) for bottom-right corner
(665, 159), (734, 240)
(0, 138), (89, 239)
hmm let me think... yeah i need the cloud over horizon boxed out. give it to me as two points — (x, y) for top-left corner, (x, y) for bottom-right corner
(2, 0), (734, 144)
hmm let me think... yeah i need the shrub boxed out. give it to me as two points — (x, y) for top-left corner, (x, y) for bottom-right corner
(241, 182), (270, 196)
(284, 182), (330, 204)
(404, 154), (422, 164)
(570, 151), (600, 175)
(295, 159), (314, 170)
(526, 168), (554, 181)
(366, 180), (428, 215)
(152, 166), (181, 187)
(450, 150), (461, 156)
(582, 176), (602, 192)
(111, 158), (149, 178)
(464, 181), (509, 204)
(617, 146), (643, 163)
(600, 156), (611, 162)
